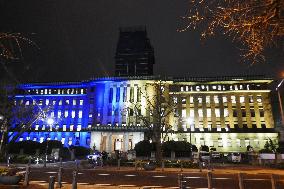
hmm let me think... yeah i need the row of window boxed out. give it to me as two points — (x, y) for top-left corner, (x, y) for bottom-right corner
(17, 99), (85, 106)
(179, 83), (263, 92)
(176, 95), (262, 104)
(25, 88), (86, 95)
(109, 87), (141, 103)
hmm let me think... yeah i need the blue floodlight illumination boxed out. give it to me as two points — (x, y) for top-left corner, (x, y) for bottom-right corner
(47, 118), (54, 125)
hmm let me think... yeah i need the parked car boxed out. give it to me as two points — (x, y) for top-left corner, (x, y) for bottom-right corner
(227, 152), (241, 163)
(199, 151), (210, 162)
(211, 151), (221, 159)
(87, 151), (102, 165)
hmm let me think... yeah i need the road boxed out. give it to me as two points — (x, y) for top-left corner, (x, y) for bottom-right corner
(25, 166), (284, 189)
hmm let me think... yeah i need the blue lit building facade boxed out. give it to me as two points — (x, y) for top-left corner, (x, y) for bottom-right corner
(10, 76), (278, 153)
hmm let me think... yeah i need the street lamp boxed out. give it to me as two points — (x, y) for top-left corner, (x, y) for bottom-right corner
(276, 79), (284, 126)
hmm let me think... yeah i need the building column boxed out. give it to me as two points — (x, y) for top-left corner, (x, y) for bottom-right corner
(107, 133), (113, 153)
(123, 133), (129, 152)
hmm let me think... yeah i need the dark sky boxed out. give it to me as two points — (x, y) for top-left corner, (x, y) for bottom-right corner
(0, 0), (283, 82)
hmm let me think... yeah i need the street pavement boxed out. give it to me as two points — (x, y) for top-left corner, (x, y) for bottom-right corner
(4, 163), (284, 189)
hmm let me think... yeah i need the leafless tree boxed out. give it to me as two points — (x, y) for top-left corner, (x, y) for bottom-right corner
(179, 0), (284, 63)
(130, 80), (176, 162)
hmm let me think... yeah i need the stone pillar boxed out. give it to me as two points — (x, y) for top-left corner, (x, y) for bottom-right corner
(124, 133), (129, 152)
(107, 133), (112, 153)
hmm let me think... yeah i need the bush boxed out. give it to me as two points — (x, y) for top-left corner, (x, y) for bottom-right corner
(40, 140), (63, 154)
(162, 141), (193, 157)
(59, 147), (71, 160)
(70, 146), (91, 158)
(200, 145), (209, 152)
(134, 140), (154, 157)
(8, 141), (41, 155)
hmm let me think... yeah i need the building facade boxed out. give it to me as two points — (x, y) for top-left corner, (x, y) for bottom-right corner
(10, 76), (277, 153)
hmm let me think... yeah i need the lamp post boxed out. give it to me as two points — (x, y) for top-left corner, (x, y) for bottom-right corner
(276, 79), (284, 126)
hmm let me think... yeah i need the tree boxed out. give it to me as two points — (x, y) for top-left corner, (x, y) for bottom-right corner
(0, 84), (51, 156)
(131, 79), (177, 162)
(180, 0), (284, 63)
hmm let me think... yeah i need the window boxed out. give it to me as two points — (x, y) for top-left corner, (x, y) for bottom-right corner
(231, 96), (236, 103)
(240, 96), (245, 103)
(259, 109), (264, 117)
(35, 125), (39, 131)
(173, 96), (178, 104)
(130, 87), (134, 102)
(123, 87), (127, 102)
(46, 99), (49, 105)
(250, 110), (255, 117)
(116, 87), (120, 102)
(73, 99), (76, 105)
(215, 109), (220, 117)
(61, 138), (65, 144)
(256, 95), (262, 103)
(64, 111), (68, 118)
(71, 111), (75, 118)
(137, 87), (141, 102)
(68, 137), (73, 145)
(249, 95), (253, 103)
(197, 97), (202, 103)
(206, 96), (210, 104)
(222, 96), (227, 103)
(58, 110), (61, 118)
(109, 88), (113, 103)
(78, 110), (82, 118)
(180, 86), (184, 91)
(174, 108), (179, 117)
(63, 125), (66, 131)
(79, 100), (83, 105)
(80, 89), (84, 94)
(182, 98), (186, 104)
(25, 101), (30, 106)
(190, 96), (194, 103)
(190, 109), (194, 117)
(214, 96), (219, 103)
(224, 108), (229, 117)
(42, 125), (45, 131)
(77, 125), (81, 131)
(217, 125), (221, 131)
(66, 100), (69, 105)
(70, 125), (74, 131)
(207, 109), (211, 117)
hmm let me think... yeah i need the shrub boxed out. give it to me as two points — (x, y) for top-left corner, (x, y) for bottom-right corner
(8, 141), (41, 155)
(134, 140), (154, 157)
(162, 141), (193, 157)
(59, 147), (71, 160)
(70, 146), (91, 158)
(200, 145), (209, 152)
(40, 140), (63, 154)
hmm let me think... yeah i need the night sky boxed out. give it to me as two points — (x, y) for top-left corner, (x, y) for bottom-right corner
(0, 0), (283, 83)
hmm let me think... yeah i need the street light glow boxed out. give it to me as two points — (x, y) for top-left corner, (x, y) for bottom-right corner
(47, 118), (54, 125)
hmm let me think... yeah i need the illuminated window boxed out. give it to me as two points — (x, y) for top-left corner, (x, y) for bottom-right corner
(25, 101), (30, 105)
(58, 89), (61, 94)
(72, 111), (75, 118)
(59, 100), (62, 105)
(196, 86), (200, 91)
(182, 98), (186, 104)
(190, 96), (194, 103)
(88, 124), (91, 128)
(222, 96), (227, 103)
(68, 137), (73, 145)
(224, 108), (229, 117)
(256, 95), (262, 103)
(38, 100), (43, 105)
(180, 86), (184, 91)
(78, 110), (82, 118)
(217, 85), (222, 90)
(217, 125), (221, 131)
(235, 85), (238, 90)
(231, 96), (236, 103)
(77, 125), (81, 131)
(173, 96), (178, 104)
(197, 97), (202, 103)
(61, 138), (65, 144)
(215, 109), (220, 117)
(214, 96), (219, 103)
(208, 124), (211, 131)
(81, 89), (84, 94)
(212, 85), (217, 90)
(51, 111), (54, 117)
(46, 99), (49, 105)
(73, 99), (76, 105)
(182, 109), (186, 118)
(137, 87), (141, 102)
(185, 86), (189, 91)
(206, 96), (210, 104)
(33, 138), (37, 142)
(58, 110), (61, 118)
(79, 100), (83, 105)
(42, 125), (45, 130)
(130, 87), (134, 102)
(89, 113), (92, 118)
(240, 96), (245, 103)
(52, 100), (56, 105)
(66, 100), (69, 105)
(40, 137), (44, 143)
(64, 111), (68, 117)
(70, 125), (74, 131)
(35, 125), (39, 130)
(207, 109), (211, 117)
(63, 125), (66, 131)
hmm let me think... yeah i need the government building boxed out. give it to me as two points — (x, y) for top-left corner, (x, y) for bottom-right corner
(10, 75), (278, 153)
